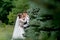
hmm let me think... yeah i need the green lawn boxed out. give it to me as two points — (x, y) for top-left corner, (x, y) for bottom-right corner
(0, 25), (31, 40)
(0, 25), (14, 40)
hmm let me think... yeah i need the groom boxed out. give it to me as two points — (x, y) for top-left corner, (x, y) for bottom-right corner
(21, 11), (29, 38)
(22, 11), (29, 29)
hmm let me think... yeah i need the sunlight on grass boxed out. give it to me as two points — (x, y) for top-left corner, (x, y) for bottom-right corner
(0, 25), (14, 40)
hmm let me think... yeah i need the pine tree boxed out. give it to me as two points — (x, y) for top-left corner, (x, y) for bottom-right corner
(25, 0), (60, 40)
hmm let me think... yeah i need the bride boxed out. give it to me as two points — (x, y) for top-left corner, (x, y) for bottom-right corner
(11, 13), (27, 40)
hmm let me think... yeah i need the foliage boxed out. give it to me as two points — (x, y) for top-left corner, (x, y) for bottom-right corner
(0, 0), (60, 40)
(0, 0), (13, 24)
(7, 0), (29, 24)
(0, 0), (29, 24)
(7, 12), (16, 24)
(25, 0), (60, 40)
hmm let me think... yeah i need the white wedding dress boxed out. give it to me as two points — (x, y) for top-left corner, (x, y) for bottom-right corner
(11, 16), (26, 40)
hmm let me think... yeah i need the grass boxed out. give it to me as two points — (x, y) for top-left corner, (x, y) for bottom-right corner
(0, 25), (14, 40)
(0, 24), (31, 40)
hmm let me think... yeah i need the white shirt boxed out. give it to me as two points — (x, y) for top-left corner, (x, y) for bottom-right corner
(23, 15), (29, 27)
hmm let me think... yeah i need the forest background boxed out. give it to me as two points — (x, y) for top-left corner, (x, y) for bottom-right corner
(0, 0), (60, 40)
